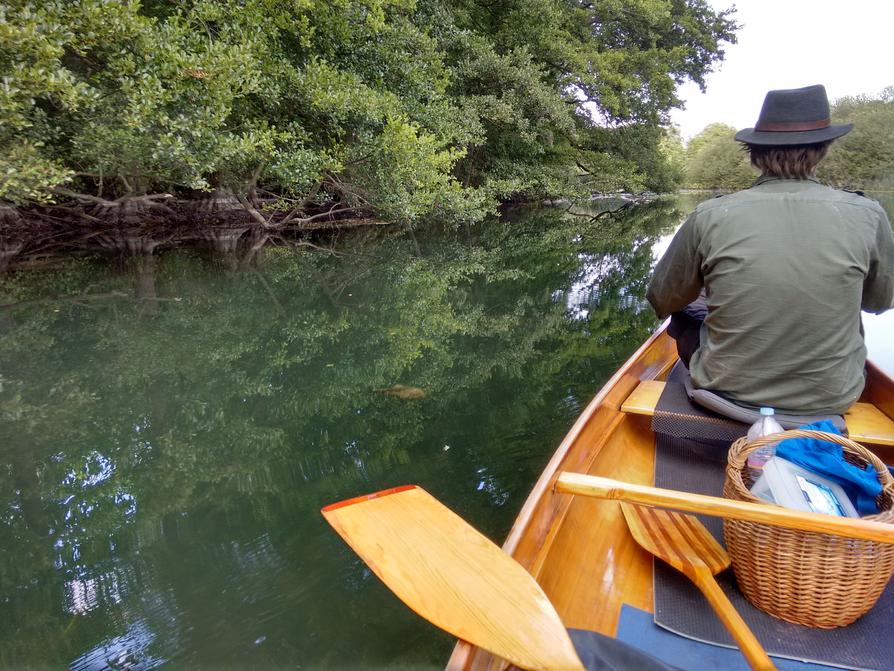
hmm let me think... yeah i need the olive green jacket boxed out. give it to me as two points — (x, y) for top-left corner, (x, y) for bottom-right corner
(647, 177), (894, 414)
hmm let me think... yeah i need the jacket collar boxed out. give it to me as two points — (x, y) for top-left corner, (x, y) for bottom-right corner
(752, 175), (822, 187)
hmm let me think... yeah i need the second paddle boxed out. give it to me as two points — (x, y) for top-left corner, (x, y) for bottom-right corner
(621, 503), (776, 671)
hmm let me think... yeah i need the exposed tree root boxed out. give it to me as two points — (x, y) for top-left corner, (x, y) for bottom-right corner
(0, 195), (393, 273)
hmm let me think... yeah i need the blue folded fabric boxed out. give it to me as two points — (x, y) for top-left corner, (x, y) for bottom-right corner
(775, 420), (883, 515)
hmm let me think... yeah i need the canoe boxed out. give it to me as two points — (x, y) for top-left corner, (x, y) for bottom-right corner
(444, 323), (894, 670)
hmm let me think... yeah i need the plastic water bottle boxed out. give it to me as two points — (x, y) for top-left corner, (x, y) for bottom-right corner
(746, 407), (784, 480)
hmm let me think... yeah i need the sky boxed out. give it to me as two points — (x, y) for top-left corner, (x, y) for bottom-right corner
(669, 0), (894, 140)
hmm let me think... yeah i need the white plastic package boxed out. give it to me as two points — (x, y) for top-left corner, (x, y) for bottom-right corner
(749, 456), (860, 518)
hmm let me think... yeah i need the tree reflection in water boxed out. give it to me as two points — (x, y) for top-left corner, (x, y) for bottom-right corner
(0, 199), (686, 669)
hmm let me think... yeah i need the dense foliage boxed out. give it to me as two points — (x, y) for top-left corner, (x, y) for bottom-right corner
(682, 89), (894, 192)
(1, 0), (736, 225)
(821, 87), (894, 190)
(682, 122), (754, 189)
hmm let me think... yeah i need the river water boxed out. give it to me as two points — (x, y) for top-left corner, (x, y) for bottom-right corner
(1, 194), (892, 670)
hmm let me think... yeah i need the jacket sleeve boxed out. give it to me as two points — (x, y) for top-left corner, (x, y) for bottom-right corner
(862, 207), (894, 313)
(646, 213), (704, 319)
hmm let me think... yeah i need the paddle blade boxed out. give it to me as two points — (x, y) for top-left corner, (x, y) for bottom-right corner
(621, 503), (729, 575)
(322, 485), (585, 671)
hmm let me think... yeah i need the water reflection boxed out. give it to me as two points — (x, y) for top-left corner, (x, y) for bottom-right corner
(0, 195), (772, 669)
(65, 570), (124, 616)
(70, 618), (165, 671)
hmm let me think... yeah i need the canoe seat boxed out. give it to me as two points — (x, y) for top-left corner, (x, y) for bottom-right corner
(622, 380), (894, 447)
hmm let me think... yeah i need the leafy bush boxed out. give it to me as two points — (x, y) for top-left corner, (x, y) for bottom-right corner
(1, 0), (736, 223)
(683, 123), (754, 190)
(820, 88), (894, 191)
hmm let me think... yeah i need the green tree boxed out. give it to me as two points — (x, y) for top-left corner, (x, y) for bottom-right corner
(683, 122), (754, 189)
(1, 0), (736, 226)
(819, 87), (894, 190)
(649, 125), (687, 191)
(441, 0), (738, 199)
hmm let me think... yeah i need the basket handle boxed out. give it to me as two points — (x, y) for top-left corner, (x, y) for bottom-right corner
(730, 429), (894, 490)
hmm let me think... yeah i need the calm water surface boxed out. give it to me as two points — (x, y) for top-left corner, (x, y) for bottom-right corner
(1, 195), (891, 670)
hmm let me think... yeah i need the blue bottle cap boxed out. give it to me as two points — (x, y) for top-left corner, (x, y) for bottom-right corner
(760, 407), (775, 416)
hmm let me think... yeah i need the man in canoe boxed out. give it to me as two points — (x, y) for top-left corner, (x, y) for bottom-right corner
(647, 84), (894, 416)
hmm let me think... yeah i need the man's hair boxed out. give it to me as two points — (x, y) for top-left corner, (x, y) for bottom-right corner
(745, 141), (832, 179)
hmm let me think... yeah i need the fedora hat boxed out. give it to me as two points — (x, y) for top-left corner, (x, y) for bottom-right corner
(735, 84), (853, 146)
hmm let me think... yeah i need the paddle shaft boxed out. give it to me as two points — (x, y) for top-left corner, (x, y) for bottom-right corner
(620, 503), (776, 671)
(556, 473), (894, 544)
(690, 566), (776, 671)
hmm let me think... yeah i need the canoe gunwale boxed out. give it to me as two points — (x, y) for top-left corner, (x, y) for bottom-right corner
(501, 324), (674, 565)
(445, 324), (894, 671)
(866, 361), (894, 445)
(445, 323), (676, 671)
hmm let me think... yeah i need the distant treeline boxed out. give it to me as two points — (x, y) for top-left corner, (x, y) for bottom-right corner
(681, 88), (894, 191)
(1, 0), (736, 233)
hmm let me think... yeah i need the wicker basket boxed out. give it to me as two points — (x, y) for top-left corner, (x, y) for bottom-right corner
(724, 429), (894, 628)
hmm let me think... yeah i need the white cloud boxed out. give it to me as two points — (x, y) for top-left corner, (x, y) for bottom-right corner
(670, 1), (894, 140)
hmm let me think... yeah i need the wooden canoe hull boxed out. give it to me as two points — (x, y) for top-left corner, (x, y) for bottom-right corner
(445, 325), (894, 671)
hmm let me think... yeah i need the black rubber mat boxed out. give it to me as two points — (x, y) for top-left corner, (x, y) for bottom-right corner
(653, 432), (894, 671)
(653, 364), (750, 443)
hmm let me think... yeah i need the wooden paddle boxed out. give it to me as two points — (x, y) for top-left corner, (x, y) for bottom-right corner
(556, 473), (894, 544)
(621, 503), (776, 671)
(322, 485), (586, 671)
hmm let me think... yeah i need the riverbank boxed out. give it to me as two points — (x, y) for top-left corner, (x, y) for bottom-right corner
(0, 193), (663, 274)
(0, 194), (397, 273)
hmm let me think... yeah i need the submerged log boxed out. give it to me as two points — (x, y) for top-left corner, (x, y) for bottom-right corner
(133, 253), (157, 308)
(93, 230), (167, 256)
(238, 230), (269, 270)
(0, 241), (24, 273)
(202, 226), (250, 254)
(376, 384), (427, 400)
(0, 204), (21, 224)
